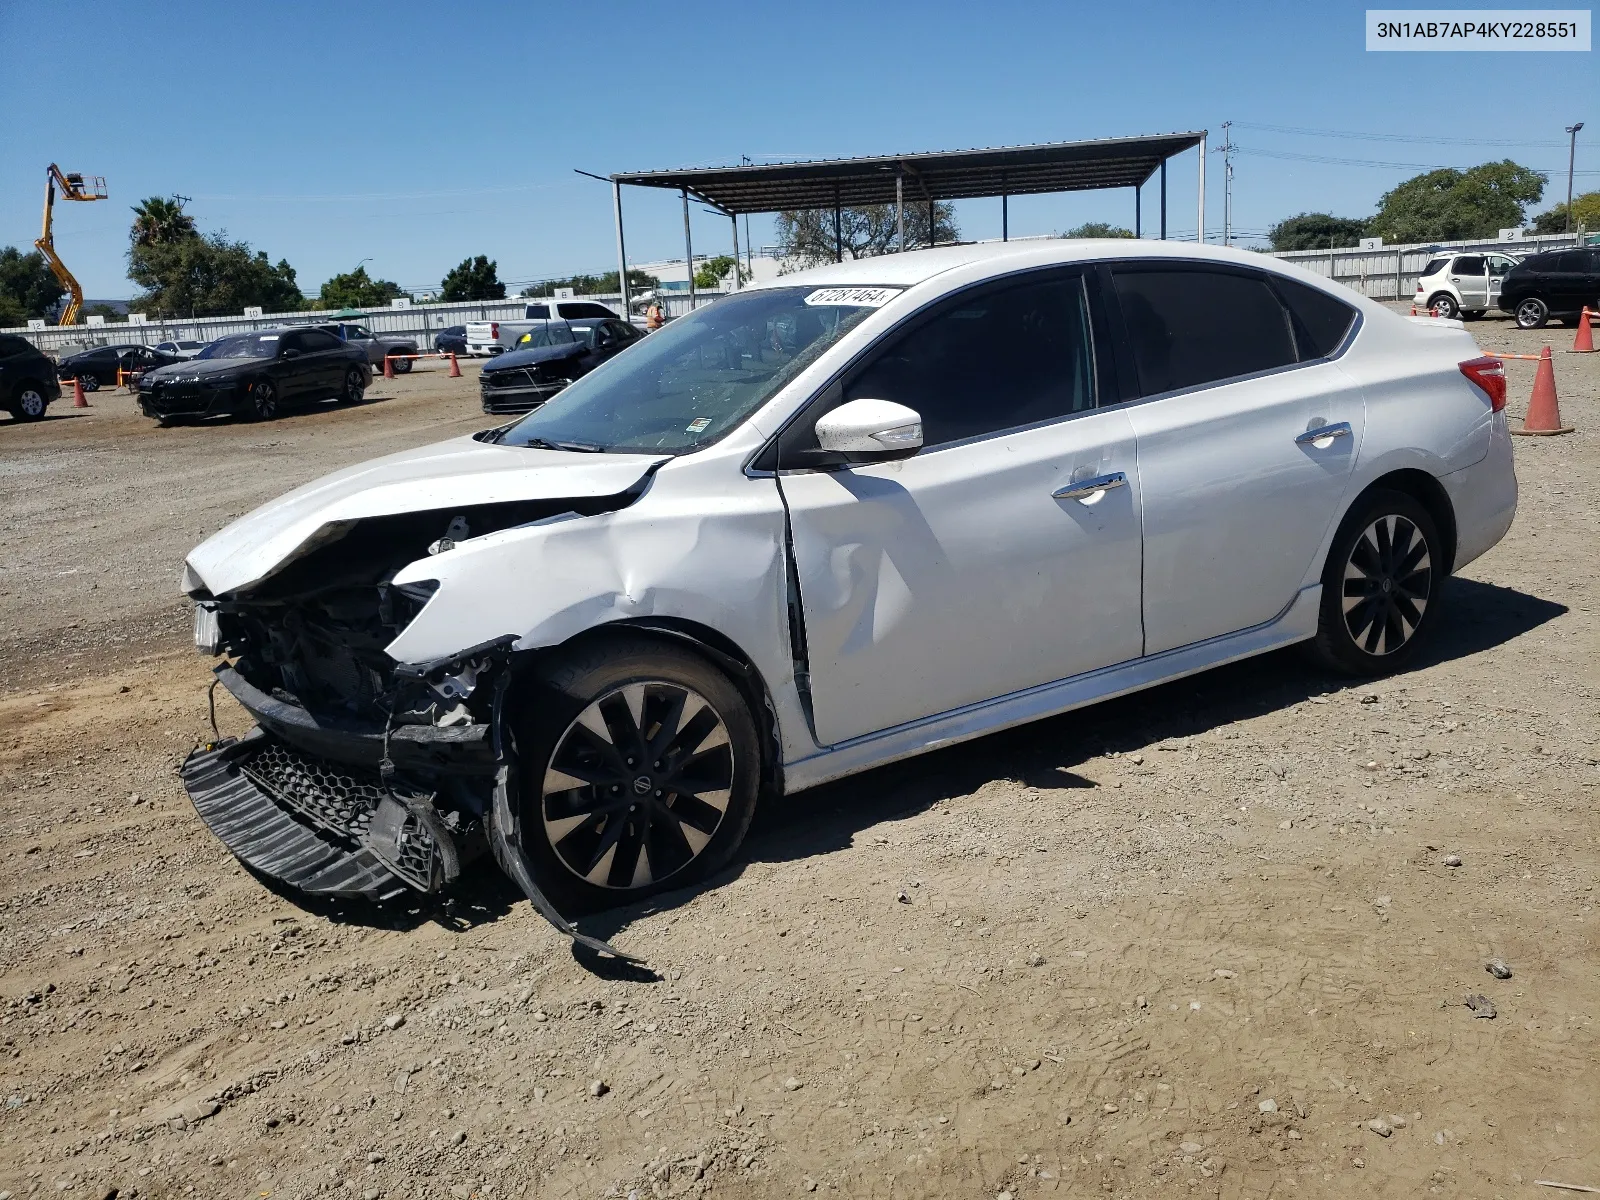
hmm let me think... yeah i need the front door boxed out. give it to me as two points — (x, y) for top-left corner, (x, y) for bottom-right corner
(1108, 263), (1366, 654)
(1487, 254), (1517, 308)
(778, 268), (1145, 747)
(1451, 255), (1489, 311)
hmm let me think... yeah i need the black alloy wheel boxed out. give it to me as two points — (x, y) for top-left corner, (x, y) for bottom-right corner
(79, 374), (100, 393)
(517, 636), (761, 910)
(249, 379), (279, 421)
(1428, 293), (1459, 319)
(1310, 489), (1442, 676)
(342, 366), (366, 403)
(1515, 297), (1549, 329)
(13, 387), (47, 420)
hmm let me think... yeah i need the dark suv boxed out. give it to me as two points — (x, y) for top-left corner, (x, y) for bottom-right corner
(0, 334), (62, 422)
(1498, 247), (1600, 329)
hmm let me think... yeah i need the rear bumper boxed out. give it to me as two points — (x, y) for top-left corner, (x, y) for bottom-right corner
(1441, 413), (1517, 571)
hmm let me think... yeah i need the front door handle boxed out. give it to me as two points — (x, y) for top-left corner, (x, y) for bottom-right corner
(1053, 471), (1128, 501)
(1295, 421), (1352, 446)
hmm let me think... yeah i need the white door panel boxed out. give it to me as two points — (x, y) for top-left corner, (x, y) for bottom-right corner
(1132, 363), (1366, 654)
(782, 408), (1143, 746)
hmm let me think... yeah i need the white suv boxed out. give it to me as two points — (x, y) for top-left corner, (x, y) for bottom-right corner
(179, 240), (1517, 958)
(1414, 251), (1519, 319)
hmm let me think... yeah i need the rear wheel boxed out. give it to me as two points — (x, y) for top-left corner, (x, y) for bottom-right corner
(248, 379), (279, 421)
(1309, 489), (1444, 676)
(1515, 297), (1549, 329)
(1427, 293), (1459, 319)
(391, 354), (412, 374)
(13, 386), (48, 421)
(515, 636), (761, 911)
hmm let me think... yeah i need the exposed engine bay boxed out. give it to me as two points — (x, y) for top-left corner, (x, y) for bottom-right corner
(182, 496), (646, 961)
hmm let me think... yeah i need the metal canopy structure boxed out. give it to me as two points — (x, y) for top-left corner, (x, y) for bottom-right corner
(613, 133), (1206, 214)
(594, 131), (1209, 315)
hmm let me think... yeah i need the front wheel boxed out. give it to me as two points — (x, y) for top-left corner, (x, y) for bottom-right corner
(341, 366), (366, 403)
(1515, 297), (1549, 329)
(1309, 489), (1444, 676)
(13, 386), (48, 421)
(515, 636), (762, 911)
(79, 374), (100, 393)
(248, 379), (279, 421)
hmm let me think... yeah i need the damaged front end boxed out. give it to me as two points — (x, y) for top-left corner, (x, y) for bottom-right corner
(180, 496), (642, 960)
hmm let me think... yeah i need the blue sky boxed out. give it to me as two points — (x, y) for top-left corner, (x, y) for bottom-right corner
(1, 0), (1592, 299)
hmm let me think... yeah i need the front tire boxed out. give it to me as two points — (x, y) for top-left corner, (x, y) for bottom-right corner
(1515, 297), (1549, 329)
(248, 379), (279, 421)
(341, 366), (366, 403)
(13, 386), (48, 421)
(515, 636), (761, 911)
(1310, 489), (1443, 676)
(79, 374), (100, 393)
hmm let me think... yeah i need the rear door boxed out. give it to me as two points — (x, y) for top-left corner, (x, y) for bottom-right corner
(1108, 263), (1365, 654)
(1451, 255), (1489, 311)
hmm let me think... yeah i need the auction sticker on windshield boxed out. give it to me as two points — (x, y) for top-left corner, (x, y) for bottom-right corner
(804, 287), (902, 308)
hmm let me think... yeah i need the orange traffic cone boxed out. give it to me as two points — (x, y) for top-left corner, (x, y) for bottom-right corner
(1512, 346), (1573, 435)
(72, 377), (87, 408)
(383, 355), (394, 380)
(1573, 308), (1595, 354)
(448, 352), (461, 378)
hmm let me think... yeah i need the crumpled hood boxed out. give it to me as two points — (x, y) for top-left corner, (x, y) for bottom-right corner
(485, 342), (586, 371)
(144, 357), (250, 382)
(184, 433), (667, 596)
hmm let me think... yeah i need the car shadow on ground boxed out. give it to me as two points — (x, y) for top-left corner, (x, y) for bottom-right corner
(3, 409), (87, 425)
(286, 576), (1566, 973)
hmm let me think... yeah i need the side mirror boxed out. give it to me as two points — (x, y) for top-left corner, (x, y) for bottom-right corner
(814, 398), (923, 459)
(282, 348), (301, 359)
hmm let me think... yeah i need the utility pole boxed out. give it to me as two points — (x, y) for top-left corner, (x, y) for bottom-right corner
(1565, 122), (1585, 233)
(741, 155), (754, 279)
(1217, 122), (1235, 248)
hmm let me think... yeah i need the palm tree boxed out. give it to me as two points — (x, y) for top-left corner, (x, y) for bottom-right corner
(130, 196), (196, 247)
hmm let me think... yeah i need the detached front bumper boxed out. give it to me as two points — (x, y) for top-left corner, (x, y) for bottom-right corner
(479, 377), (568, 414)
(181, 665), (494, 900)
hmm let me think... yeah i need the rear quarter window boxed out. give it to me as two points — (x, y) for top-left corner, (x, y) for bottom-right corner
(1272, 277), (1357, 360)
(1421, 257), (1450, 277)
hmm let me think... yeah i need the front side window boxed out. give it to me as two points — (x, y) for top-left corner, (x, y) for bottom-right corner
(499, 286), (883, 454)
(298, 330), (343, 352)
(199, 334), (280, 360)
(844, 271), (1096, 447)
(1111, 267), (1296, 397)
(1489, 256), (1515, 277)
(1554, 252), (1586, 272)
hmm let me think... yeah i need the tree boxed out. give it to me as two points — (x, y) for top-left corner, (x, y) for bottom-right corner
(776, 202), (959, 269)
(1529, 190), (1600, 234)
(693, 255), (745, 288)
(0, 246), (64, 321)
(1268, 213), (1371, 252)
(520, 269), (659, 297)
(440, 255), (505, 301)
(318, 266), (403, 309)
(1062, 222), (1135, 239)
(1367, 160), (1545, 244)
(129, 232), (304, 317)
(130, 196), (197, 247)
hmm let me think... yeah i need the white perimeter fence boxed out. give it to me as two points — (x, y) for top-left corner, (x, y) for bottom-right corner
(4, 234), (1590, 355)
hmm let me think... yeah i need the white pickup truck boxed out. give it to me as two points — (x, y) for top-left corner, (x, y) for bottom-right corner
(465, 300), (620, 356)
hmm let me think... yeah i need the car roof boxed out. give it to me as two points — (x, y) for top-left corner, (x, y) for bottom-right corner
(744, 238), (1347, 292)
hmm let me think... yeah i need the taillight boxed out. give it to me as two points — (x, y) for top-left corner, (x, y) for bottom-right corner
(490, 322), (499, 339)
(1460, 356), (1506, 412)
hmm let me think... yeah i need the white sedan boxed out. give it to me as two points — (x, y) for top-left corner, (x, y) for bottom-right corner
(178, 240), (1516, 955)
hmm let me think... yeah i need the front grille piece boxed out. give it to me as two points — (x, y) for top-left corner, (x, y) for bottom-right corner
(239, 740), (387, 844)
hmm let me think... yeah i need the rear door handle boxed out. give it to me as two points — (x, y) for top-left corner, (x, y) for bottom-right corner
(1295, 421), (1352, 446)
(1053, 471), (1128, 501)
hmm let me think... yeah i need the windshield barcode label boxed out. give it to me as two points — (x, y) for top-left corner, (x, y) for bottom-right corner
(804, 287), (903, 308)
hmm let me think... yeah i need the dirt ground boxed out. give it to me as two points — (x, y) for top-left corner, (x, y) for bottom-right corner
(1, 315), (1596, 1200)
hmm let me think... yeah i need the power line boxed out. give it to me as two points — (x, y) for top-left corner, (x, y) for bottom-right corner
(1235, 146), (1598, 175)
(1233, 121), (1570, 149)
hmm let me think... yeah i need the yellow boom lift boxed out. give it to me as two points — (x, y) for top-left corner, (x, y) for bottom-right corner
(34, 164), (108, 327)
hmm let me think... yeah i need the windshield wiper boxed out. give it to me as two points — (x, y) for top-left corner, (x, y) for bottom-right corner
(518, 436), (606, 453)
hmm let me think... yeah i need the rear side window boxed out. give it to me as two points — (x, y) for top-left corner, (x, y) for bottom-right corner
(1554, 252), (1586, 271)
(845, 270), (1097, 446)
(557, 303), (615, 319)
(1273, 276), (1357, 360)
(1111, 267), (1296, 396)
(0, 335), (32, 357)
(524, 305), (550, 319)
